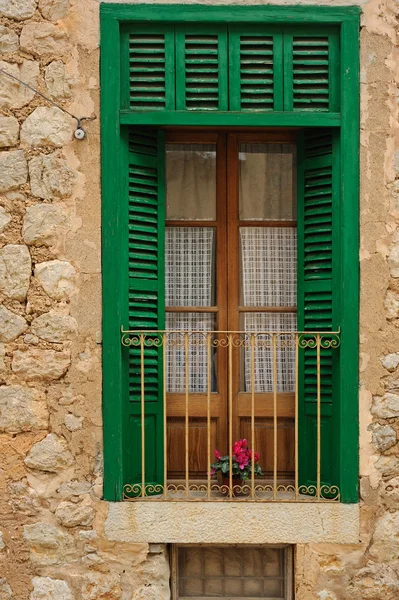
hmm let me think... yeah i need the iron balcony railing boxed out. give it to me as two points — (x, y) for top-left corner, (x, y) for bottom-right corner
(121, 329), (340, 502)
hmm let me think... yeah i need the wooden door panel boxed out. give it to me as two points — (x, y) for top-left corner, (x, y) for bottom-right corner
(167, 417), (219, 478)
(240, 417), (295, 478)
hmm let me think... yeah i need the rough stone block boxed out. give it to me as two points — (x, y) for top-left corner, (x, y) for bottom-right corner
(24, 433), (73, 472)
(0, 207), (11, 233)
(81, 573), (122, 600)
(0, 579), (13, 600)
(0, 115), (19, 148)
(0, 305), (28, 342)
(0, 150), (27, 192)
(381, 353), (399, 372)
(31, 312), (77, 342)
(370, 423), (397, 452)
(12, 348), (71, 382)
(57, 481), (91, 498)
(39, 0), (69, 21)
(20, 22), (70, 56)
(0, 0), (36, 21)
(371, 393), (399, 418)
(369, 512), (399, 562)
(375, 455), (399, 478)
(0, 60), (39, 109)
(385, 291), (399, 320)
(55, 501), (94, 527)
(23, 522), (75, 565)
(35, 260), (77, 301)
(21, 107), (72, 147)
(0, 385), (48, 433)
(45, 61), (71, 100)
(0, 26), (19, 54)
(30, 577), (73, 600)
(0, 244), (31, 301)
(349, 563), (399, 600)
(29, 153), (76, 200)
(64, 413), (83, 431)
(22, 204), (71, 247)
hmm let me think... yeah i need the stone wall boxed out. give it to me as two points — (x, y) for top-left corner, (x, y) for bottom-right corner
(0, 0), (397, 599)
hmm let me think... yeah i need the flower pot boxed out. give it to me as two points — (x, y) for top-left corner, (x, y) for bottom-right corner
(216, 472), (250, 497)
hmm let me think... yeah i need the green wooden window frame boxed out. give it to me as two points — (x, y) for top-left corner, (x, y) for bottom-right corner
(101, 4), (360, 503)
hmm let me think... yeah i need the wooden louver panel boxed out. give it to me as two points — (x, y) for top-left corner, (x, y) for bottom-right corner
(128, 129), (159, 280)
(127, 128), (164, 405)
(184, 34), (220, 110)
(292, 37), (330, 111)
(239, 35), (274, 110)
(125, 127), (165, 492)
(129, 32), (169, 110)
(176, 27), (227, 111)
(298, 128), (338, 491)
(299, 129), (336, 409)
(303, 131), (333, 281)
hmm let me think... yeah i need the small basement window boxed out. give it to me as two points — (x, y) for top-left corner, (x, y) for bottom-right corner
(171, 545), (293, 599)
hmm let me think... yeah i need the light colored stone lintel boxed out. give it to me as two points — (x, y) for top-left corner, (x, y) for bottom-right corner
(104, 501), (360, 544)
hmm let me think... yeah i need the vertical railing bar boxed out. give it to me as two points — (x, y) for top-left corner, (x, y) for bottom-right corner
(207, 332), (211, 500)
(229, 334), (233, 500)
(163, 333), (167, 499)
(295, 333), (299, 501)
(317, 333), (321, 500)
(251, 333), (255, 500)
(140, 333), (145, 498)
(185, 332), (189, 500)
(273, 333), (277, 501)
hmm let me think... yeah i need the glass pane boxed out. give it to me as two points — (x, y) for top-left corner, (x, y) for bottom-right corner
(239, 143), (297, 221)
(240, 313), (297, 393)
(166, 313), (216, 393)
(166, 144), (217, 220)
(240, 227), (297, 308)
(166, 227), (216, 307)
(178, 547), (288, 599)
(263, 548), (282, 577)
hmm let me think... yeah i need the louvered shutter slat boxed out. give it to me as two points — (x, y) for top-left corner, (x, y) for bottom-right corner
(176, 26), (228, 111)
(229, 27), (283, 112)
(124, 128), (165, 495)
(298, 128), (340, 495)
(284, 31), (339, 113)
(127, 27), (175, 110)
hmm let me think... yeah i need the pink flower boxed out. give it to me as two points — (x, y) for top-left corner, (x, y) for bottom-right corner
(214, 449), (221, 460)
(210, 468), (216, 476)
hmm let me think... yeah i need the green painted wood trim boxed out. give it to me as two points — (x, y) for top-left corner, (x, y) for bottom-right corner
(282, 26), (340, 113)
(175, 24), (228, 112)
(101, 4), (361, 24)
(228, 25), (283, 112)
(338, 17), (360, 503)
(119, 110), (341, 127)
(101, 16), (124, 502)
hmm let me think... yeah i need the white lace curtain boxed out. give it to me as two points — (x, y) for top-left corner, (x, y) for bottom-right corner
(166, 227), (215, 393)
(240, 228), (297, 392)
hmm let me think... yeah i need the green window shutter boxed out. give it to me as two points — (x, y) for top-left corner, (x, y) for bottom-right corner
(121, 25), (175, 111)
(175, 25), (228, 111)
(229, 26), (283, 111)
(283, 29), (340, 112)
(124, 127), (165, 495)
(297, 128), (340, 496)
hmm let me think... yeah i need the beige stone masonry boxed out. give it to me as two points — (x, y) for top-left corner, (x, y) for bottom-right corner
(0, 0), (396, 599)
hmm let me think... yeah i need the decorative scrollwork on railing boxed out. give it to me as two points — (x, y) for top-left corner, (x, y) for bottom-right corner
(121, 328), (340, 350)
(123, 482), (340, 502)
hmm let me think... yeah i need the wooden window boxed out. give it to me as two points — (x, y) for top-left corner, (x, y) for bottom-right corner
(171, 545), (294, 599)
(164, 131), (297, 480)
(101, 5), (360, 503)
